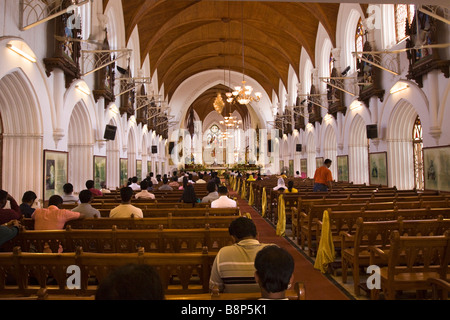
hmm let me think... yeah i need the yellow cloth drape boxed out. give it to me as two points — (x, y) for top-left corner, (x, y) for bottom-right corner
(248, 183), (254, 206)
(261, 187), (267, 217)
(236, 179), (241, 194)
(314, 210), (335, 273)
(232, 176), (236, 191)
(276, 194), (286, 237)
(241, 180), (247, 199)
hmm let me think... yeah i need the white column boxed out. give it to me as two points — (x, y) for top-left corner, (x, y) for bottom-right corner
(349, 144), (369, 185)
(68, 144), (94, 193)
(106, 149), (120, 189)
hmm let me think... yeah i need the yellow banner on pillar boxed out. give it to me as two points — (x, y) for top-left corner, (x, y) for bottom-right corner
(241, 180), (247, 199)
(276, 194), (286, 237)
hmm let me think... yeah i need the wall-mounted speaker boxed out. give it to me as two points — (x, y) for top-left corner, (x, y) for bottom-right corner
(268, 140), (272, 153)
(103, 125), (117, 141)
(296, 144), (302, 152)
(366, 124), (378, 139)
(152, 146), (158, 154)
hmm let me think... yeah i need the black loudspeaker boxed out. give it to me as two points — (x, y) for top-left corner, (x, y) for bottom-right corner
(169, 142), (175, 155)
(152, 146), (158, 154)
(366, 124), (378, 139)
(103, 125), (117, 140)
(268, 140), (272, 152)
(296, 144), (302, 152)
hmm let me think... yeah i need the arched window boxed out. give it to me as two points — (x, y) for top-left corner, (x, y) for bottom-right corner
(355, 18), (365, 54)
(412, 115), (424, 190)
(395, 4), (415, 43)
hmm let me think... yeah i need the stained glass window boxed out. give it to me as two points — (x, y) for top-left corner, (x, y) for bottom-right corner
(395, 4), (415, 43)
(355, 18), (365, 54)
(413, 116), (424, 190)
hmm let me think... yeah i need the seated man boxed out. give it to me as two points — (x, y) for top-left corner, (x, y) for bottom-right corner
(284, 180), (298, 193)
(32, 195), (84, 230)
(195, 173), (207, 184)
(19, 190), (37, 218)
(61, 183), (79, 204)
(0, 190), (22, 225)
(254, 245), (295, 300)
(86, 180), (103, 197)
(158, 177), (173, 191)
(72, 190), (101, 218)
(211, 186), (237, 208)
(129, 176), (141, 191)
(168, 176), (180, 188)
(209, 217), (271, 293)
(100, 181), (112, 194)
(201, 181), (219, 204)
(110, 187), (143, 218)
(135, 180), (155, 200)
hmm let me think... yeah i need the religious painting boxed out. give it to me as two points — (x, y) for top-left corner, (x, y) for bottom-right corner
(120, 158), (128, 187)
(136, 160), (142, 181)
(300, 159), (307, 179)
(337, 155), (349, 182)
(94, 156), (106, 190)
(316, 157), (324, 170)
(369, 152), (388, 186)
(43, 150), (68, 202)
(147, 161), (152, 176)
(288, 160), (294, 177)
(155, 162), (159, 175)
(423, 145), (450, 192)
(279, 160), (284, 174)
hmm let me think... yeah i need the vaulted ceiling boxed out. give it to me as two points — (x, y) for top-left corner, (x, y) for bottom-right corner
(104, 1), (368, 103)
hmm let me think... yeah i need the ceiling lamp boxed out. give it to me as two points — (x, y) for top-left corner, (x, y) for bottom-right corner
(213, 93), (225, 114)
(232, 3), (262, 105)
(220, 113), (242, 129)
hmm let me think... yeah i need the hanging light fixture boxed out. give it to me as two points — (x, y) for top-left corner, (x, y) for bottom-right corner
(231, 2), (262, 105)
(213, 92), (225, 114)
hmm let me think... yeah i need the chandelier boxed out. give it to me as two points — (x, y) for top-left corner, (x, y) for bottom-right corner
(220, 113), (242, 128)
(227, 3), (262, 105)
(213, 93), (225, 114)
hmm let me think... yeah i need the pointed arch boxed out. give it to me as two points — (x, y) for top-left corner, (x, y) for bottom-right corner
(348, 114), (369, 184)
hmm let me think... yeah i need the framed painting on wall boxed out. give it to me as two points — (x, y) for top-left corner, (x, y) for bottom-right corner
(423, 145), (450, 192)
(316, 157), (324, 170)
(43, 150), (68, 202)
(300, 159), (307, 179)
(288, 160), (294, 177)
(369, 152), (388, 186)
(279, 160), (284, 174)
(337, 155), (349, 182)
(136, 160), (142, 181)
(147, 161), (152, 176)
(93, 156), (106, 190)
(120, 158), (128, 187)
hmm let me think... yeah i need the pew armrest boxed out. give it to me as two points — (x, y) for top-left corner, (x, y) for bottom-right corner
(368, 246), (388, 265)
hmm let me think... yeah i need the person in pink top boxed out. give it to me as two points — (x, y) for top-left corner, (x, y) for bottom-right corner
(86, 180), (103, 197)
(32, 195), (84, 230)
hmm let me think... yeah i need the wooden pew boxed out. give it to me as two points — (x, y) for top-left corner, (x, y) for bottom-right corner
(341, 217), (450, 296)
(369, 230), (450, 300)
(3, 227), (233, 254)
(0, 246), (216, 297)
(97, 207), (240, 218)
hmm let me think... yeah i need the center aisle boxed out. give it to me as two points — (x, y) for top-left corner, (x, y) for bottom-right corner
(229, 189), (352, 300)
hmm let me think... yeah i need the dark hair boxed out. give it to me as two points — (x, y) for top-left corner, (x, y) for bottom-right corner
(162, 177), (169, 184)
(48, 195), (63, 207)
(218, 186), (228, 195)
(63, 183), (74, 194)
(287, 181), (294, 192)
(132, 176), (138, 183)
(255, 245), (294, 293)
(182, 176), (189, 188)
(324, 159), (332, 165)
(95, 264), (165, 300)
(198, 173), (204, 179)
(149, 172), (154, 177)
(172, 176), (178, 182)
(140, 180), (149, 190)
(79, 189), (93, 203)
(147, 180), (153, 188)
(0, 190), (8, 203)
(22, 191), (37, 203)
(206, 181), (216, 193)
(156, 175), (161, 182)
(85, 180), (95, 189)
(228, 217), (257, 240)
(120, 187), (134, 202)
(180, 184), (197, 206)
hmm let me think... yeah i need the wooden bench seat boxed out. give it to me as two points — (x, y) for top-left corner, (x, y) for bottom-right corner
(0, 246), (216, 296)
(2, 227), (233, 254)
(369, 230), (450, 300)
(95, 207), (240, 218)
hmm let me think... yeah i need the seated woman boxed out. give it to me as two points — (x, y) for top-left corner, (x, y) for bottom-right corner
(179, 184), (198, 207)
(284, 180), (298, 193)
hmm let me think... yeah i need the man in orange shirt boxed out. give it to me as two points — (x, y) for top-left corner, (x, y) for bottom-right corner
(313, 159), (333, 192)
(32, 195), (84, 230)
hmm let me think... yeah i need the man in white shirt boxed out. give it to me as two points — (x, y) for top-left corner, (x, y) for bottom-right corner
(196, 173), (207, 184)
(211, 186), (237, 208)
(135, 180), (155, 200)
(110, 187), (143, 218)
(129, 177), (141, 191)
(149, 172), (158, 185)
